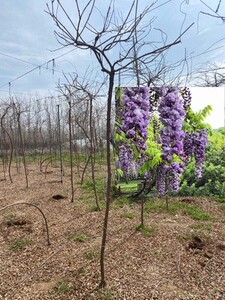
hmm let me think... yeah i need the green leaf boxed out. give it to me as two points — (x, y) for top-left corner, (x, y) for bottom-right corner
(139, 160), (152, 174)
(115, 86), (122, 100)
(116, 168), (124, 176)
(115, 133), (125, 142)
(151, 153), (162, 167)
(183, 105), (212, 132)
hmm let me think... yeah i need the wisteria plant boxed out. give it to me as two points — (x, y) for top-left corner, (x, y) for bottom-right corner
(115, 86), (212, 199)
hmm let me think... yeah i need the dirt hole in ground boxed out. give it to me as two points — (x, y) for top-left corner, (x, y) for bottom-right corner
(217, 243), (225, 251)
(6, 219), (30, 227)
(52, 194), (65, 200)
(48, 180), (62, 184)
(180, 198), (196, 204)
(188, 236), (205, 250)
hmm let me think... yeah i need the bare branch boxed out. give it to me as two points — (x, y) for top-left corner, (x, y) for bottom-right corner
(216, 0), (222, 13)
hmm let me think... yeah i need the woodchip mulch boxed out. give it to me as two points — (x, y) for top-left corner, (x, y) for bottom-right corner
(0, 164), (225, 300)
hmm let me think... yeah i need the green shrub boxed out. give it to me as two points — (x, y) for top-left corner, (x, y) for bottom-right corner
(178, 129), (225, 198)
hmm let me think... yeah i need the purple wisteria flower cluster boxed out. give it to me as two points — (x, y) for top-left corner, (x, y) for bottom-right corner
(193, 129), (208, 178)
(184, 129), (208, 178)
(159, 88), (186, 161)
(156, 164), (167, 195)
(116, 86), (209, 194)
(168, 162), (185, 192)
(121, 87), (150, 150)
(118, 143), (135, 177)
(118, 87), (151, 177)
(183, 132), (195, 160)
(181, 87), (192, 110)
(157, 88), (186, 194)
(183, 129), (208, 178)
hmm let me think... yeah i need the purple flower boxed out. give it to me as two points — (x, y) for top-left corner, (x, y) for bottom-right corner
(159, 89), (186, 162)
(122, 87), (151, 156)
(118, 143), (135, 176)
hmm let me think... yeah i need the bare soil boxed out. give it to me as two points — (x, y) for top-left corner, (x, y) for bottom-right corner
(0, 163), (225, 300)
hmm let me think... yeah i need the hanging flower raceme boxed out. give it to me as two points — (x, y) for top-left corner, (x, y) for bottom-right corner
(181, 87), (192, 111)
(183, 132), (195, 160)
(121, 87), (151, 150)
(167, 162), (184, 192)
(183, 129), (208, 178)
(157, 88), (186, 194)
(156, 163), (168, 195)
(159, 88), (186, 160)
(115, 85), (209, 194)
(116, 87), (151, 176)
(118, 143), (135, 177)
(193, 129), (208, 178)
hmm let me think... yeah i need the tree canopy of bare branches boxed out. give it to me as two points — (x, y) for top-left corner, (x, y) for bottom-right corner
(46, 0), (194, 288)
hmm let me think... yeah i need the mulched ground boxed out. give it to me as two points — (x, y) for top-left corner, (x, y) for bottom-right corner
(0, 163), (225, 300)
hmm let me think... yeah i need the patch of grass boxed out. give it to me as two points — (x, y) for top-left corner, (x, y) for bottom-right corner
(183, 206), (212, 220)
(55, 281), (73, 293)
(79, 195), (94, 201)
(177, 234), (190, 242)
(120, 212), (135, 219)
(83, 250), (99, 260)
(4, 212), (29, 227)
(145, 200), (167, 213)
(4, 213), (17, 222)
(97, 288), (117, 300)
(190, 223), (212, 231)
(145, 200), (213, 220)
(113, 196), (134, 209)
(116, 180), (143, 193)
(90, 201), (106, 212)
(9, 239), (32, 251)
(211, 196), (225, 203)
(177, 232), (211, 243)
(135, 225), (156, 237)
(220, 203), (225, 210)
(66, 233), (87, 243)
(82, 178), (106, 197)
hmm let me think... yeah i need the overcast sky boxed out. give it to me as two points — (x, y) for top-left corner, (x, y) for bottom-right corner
(190, 87), (225, 129)
(0, 0), (225, 126)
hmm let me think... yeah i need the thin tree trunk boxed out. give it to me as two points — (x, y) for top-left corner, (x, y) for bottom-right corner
(89, 97), (100, 210)
(141, 197), (145, 228)
(1, 110), (13, 183)
(0, 123), (6, 180)
(12, 106), (20, 173)
(68, 101), (75, 202)
(17, 114), (29, 189)
(99, 72), (114, 288)
(39, 125), (45, 172)
(80, 153), (91, 185)
(57, 105), (63, 183)
(72, 121), (81, 178)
